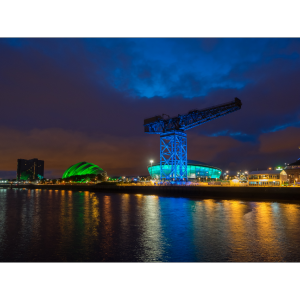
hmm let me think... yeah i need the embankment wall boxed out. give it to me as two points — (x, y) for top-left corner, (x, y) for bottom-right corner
(1, 184), (300, 201)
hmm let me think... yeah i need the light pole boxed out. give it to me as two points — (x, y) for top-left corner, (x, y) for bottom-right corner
(225, 170), (229, 180)
(150, 160), (153, 180)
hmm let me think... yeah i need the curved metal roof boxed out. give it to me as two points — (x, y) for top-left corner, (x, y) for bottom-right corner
(62, 162), (104, 178)
(150, 160), (221, 171)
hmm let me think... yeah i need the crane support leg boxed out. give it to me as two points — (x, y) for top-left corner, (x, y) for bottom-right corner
(160, 131), (187, 181)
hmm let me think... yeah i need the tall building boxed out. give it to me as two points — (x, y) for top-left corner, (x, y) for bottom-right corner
(17, 158), (44, 180)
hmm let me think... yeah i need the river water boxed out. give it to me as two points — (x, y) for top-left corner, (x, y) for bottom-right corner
(0, 188), (300, 262)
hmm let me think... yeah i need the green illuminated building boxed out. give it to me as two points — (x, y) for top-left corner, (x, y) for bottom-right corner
(148, 160), (222, 180)
(62, 162), (106, 181)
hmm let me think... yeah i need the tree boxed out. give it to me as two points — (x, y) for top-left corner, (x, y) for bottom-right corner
(97, 172), (107, 182)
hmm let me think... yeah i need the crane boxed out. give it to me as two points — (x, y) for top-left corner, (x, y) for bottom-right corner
(144, 97), (242, 181)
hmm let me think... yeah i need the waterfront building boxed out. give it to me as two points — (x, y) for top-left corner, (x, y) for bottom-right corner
(17, 158), (44, 180)
(285, 159), (300, 184)
(148, 160), (222, 181)
(248, 170), (287, 186)
(107, 176), (123, 182)
(62, 161), (107, 182)
(138, 175), (151, 181)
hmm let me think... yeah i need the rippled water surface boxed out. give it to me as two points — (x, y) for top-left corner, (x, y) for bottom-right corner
(1, 188), (300, 262)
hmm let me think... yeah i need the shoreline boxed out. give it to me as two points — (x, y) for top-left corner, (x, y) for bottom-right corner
(1, 184), (300, 202)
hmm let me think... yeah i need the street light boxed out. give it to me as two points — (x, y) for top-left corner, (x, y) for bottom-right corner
(224, 170), (229, 180)
(223, 170), (228, 180)
(150, 160), (154, 179)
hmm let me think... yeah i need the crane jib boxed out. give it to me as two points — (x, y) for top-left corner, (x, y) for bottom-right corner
(144, 97), (242, 134)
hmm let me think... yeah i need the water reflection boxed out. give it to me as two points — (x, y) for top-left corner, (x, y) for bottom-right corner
(1, 189), (300, 262)
(224, 201), (253, 262)
(0, 189), (7, 246)
(139, 195), (163, 261)
(252, 203), (283, 261)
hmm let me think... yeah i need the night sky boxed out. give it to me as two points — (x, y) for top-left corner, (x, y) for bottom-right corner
(1, 38), (300, 178)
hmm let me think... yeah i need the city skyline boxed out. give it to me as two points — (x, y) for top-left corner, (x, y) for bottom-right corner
(0, 38), (300, 178)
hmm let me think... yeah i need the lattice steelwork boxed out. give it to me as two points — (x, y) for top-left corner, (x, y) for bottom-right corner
(144, 98), (242, 181)
(160, 131), (187, 181)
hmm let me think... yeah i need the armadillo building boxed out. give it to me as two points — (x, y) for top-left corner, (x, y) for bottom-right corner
(148, 160), (222, 180)
(62, 162), (106, 181)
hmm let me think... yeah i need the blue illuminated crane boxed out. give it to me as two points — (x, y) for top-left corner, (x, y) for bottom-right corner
(144, 97), (242, 181)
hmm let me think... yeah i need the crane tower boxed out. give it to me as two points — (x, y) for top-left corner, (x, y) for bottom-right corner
(144, 97), (242, 181)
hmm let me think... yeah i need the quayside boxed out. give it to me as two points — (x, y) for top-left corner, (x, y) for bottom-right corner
(1, 184), (300, 201)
